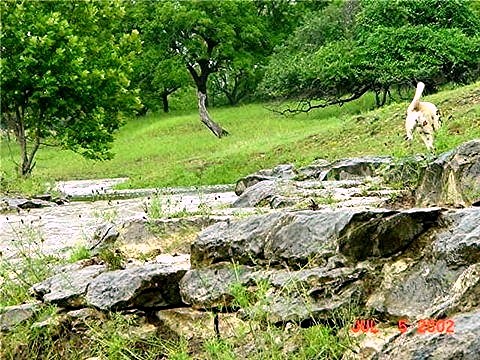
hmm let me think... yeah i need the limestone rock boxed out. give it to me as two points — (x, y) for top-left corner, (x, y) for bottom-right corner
(235, 164), (296, 195)
(30, 263), (107, 307)
(0, 302), (41, 331)
(180, 264), (365, 323)
(232, 180), (279, 208)
(191, 208), (442, 269)
(433, 208), (480, 266)
(366, 208), (480, 320)
(1, 197), (56, 212)
(338, 207), (441, 261)
(297, 156), (393, 181)
(417, 139), (480, 207)
(88, 222), (119, 253)
(117, 216), (229, 257)
(325, 156), (393, 181)
(86, 261), (189, 310)
(366, 259), (464, 319)
(376, 310), (480, 360)
(180, 264), (256, 308)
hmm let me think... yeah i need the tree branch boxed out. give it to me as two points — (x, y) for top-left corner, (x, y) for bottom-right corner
(270, 87), (370, 116)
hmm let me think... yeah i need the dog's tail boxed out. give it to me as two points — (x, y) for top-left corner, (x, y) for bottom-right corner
(407, 82), (425, 112)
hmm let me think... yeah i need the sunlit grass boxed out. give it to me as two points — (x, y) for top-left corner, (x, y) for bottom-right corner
(1, 83), (478, 194)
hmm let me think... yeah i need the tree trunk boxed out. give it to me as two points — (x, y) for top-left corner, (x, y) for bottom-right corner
(197, 90), (228, 138)
(161, 91), (169, 113)
(13, 106), (39, 177)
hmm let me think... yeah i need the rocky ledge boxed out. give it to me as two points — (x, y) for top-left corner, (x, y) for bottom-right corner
(2, 139), (479, 360)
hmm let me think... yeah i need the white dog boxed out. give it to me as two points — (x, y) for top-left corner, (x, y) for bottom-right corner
(405, 82), (441, 151)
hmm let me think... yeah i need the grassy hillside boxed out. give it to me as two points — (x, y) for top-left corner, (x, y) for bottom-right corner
(1, 83), (479, 194)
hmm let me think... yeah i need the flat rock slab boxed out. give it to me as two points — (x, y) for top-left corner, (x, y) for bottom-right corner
(31, 263), (107, 308)
(191, 207), (442, 268)
(0, 302), (42, 332)
(86, 261), (189, 310)
(2, 198), (57, 211)
(297, 156), (393, 181)
(56, 178), (129, 198)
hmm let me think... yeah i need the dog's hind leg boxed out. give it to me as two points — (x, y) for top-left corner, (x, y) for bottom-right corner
(419, 132), (435, 152)
(405, 113), (418, 142)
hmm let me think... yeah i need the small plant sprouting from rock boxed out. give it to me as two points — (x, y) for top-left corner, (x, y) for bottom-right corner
(68, 245), (92, 263)
(92, 208), (119, 223)
(98, 248), (125, 270)
(379, 156), (429, 190)
(143, 193), (164, 219)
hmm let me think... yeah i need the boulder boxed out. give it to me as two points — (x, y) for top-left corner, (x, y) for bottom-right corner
(366, 207), (480, 320)
(86, 260), (189, 310)
(88, 222), (119, 253)
(0, 302), (42, 331)
(116, 216), (229, 257)
(366, 259), (465, 319)
(433, 208), (480, 266)
(180, 264), (366, 323)
(297, 156), (393, 181)
(180, 264), (256, 308)
(338, 207), (441, 261)
(30, 263), (107, 308)
(235, 164), (296, 196)
(416, 139), (480, 207)
(232, 180), (279, 208)
(297, 159), (331, 180)
(232, 176), (401, 210)
(191, 208), (442, 269)
(424, 263), (480, 319)
(325, 156), (393, 181)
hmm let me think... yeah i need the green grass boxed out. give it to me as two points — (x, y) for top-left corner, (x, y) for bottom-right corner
(1, 83), (479, 195)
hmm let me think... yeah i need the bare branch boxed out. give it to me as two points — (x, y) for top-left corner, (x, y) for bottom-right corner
(270, 87), (371, 116)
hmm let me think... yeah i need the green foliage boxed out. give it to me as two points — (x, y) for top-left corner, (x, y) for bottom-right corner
(262, 0), (480, 106)
(1, 0), (141, 176)
(357, 0), (480, 36)
(68, 245), (92, 263)
(0, 169), (53, 198)
(1, 307), (191, 359)
(1, 82), (478, 193)
(98, 248), (124, 271)
(139, 0), (268, 103)
(123, 1), (190, 114)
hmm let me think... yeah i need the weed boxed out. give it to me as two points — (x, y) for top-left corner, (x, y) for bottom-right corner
(68, 245), (91, 263)
(462, 180), (480, 205)
(144, 193), (165, 219)
(98, 248), (125, 270)
(1, 306), (192, 360)
(378, 156), (429, 190)
(0, 224), (62, 307)
(92, 208), (119, 223)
